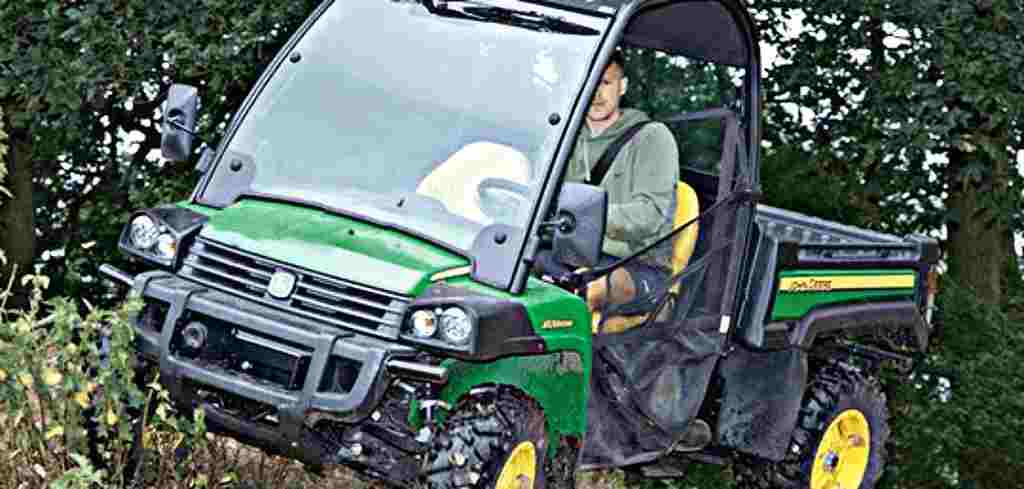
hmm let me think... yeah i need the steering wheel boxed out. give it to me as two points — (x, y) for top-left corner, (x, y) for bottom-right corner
(477, 177), (531, 222)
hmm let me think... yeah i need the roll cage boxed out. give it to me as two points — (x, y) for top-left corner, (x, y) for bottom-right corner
(512, 0), (762, 295)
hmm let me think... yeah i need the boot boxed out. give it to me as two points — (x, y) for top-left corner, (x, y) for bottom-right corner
(672, 419), (711, 452)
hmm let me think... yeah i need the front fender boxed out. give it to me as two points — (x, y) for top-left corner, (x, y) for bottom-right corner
(440, 352), (589, 452)
(436, 276), (592, 451)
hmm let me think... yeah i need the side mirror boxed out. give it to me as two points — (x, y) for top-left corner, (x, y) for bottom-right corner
(552, 183), (607, 268)
(161, 84), (200, 162)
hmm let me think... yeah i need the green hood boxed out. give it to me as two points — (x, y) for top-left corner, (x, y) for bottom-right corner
(191, 200), (469, 295)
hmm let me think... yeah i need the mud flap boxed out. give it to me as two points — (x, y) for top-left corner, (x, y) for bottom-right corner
(715, 345), (806, 461)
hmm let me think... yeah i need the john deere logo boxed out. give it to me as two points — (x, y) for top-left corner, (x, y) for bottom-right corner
(268, 270), (297, 299)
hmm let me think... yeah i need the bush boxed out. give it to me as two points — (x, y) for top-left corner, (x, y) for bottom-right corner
(880, 280), (1024, 489)
(0, 271), (380, 489)
(0, 271), (207, 488)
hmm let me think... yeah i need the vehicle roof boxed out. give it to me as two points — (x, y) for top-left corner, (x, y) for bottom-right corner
(530, 0), (756, 67)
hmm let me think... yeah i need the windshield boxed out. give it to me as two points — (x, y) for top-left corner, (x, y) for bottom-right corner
(199, 0), (609, 259)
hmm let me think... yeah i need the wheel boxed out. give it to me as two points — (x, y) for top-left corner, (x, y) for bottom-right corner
(735, 364), (889, 489)
(424, 386), (548, 489)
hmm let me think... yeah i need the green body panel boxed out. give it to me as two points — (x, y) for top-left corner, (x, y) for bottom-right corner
(771, 269), (917, 321)
(178, 202), (592, 445)
(180, 200), (468, 295)
(438, 275), (592, 445)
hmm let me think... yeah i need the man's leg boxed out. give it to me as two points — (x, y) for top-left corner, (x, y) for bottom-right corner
(586, 258), (666, 316)
(587, 260), (712, 452)
(586, 267), (637, 311)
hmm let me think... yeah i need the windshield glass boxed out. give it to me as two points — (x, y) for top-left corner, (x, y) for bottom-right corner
(200, 0), (609, 257)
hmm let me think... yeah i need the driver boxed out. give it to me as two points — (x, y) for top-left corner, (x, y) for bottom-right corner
(542, 50), (679, 319)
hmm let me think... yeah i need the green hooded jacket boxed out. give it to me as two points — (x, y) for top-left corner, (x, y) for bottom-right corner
(566, 108), (679, 262)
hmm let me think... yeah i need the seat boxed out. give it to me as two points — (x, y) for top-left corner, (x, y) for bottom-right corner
(416, 142), (531, 224)
(592, 181), (700, 334)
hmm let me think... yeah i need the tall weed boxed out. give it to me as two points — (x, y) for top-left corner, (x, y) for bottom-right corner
(0, 271), (206, 488)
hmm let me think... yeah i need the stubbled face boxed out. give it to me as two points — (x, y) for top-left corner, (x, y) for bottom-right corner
(587, 63), (625, 123)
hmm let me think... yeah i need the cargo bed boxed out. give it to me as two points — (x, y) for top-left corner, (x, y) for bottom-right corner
(737, 205), (939, 348)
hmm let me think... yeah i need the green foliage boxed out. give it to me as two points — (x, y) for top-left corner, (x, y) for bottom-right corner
(752, 0), (1024, 233)
(0, 0), (319, 303)
(0, 273), (207, 488)
(881, 281), (1024, 488)
(0, 274), (359, 487)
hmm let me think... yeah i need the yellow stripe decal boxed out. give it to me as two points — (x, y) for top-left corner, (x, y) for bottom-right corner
(778, 275), (916, 293)
(430, 265), (472, 282)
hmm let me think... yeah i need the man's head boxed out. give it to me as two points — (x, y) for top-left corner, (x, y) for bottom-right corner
(587, 50), (628, 125)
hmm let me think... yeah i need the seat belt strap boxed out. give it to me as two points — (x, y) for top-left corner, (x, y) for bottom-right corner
(585, 120), (656, 186)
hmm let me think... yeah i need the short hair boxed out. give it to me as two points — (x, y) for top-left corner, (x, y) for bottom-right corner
(608, 50), (626, 71)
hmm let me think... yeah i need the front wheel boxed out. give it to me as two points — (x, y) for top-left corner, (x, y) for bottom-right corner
(735, 365), (890, 489)
(424, 387), (547, 489)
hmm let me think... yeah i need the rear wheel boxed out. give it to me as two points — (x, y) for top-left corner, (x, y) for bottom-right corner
(425, 387), (548, 489)
(735, 365), (889, 489)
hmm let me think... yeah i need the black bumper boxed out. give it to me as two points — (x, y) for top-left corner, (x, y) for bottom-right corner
(128, 270), (416, 466)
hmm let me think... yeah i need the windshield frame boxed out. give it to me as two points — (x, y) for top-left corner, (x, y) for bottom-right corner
(191, 0), (614, 290)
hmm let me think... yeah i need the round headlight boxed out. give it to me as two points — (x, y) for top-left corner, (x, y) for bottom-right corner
(411, 310), (438, 338)
(156, 233), (177, 259)
(130, 215), (160, 249)
(439, 307), (472, 345)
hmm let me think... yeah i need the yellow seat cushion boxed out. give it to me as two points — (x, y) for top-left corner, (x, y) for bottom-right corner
(416, 142), (530, 224)
(592, 181), (700, 334)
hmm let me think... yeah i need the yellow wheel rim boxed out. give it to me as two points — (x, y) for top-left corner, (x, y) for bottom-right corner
(495, 441), (537, 489)
(811, 409), (871, 489)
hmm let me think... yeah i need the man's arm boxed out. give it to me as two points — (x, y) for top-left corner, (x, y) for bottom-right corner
(605, 123), (679, 253)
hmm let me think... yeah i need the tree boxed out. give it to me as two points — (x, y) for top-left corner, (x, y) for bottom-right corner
(746, 2), (1024, 488)
(0, 1), (319, 304)
(751, 0), (1024, 306)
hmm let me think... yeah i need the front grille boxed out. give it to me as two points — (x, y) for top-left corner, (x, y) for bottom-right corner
(180, 238), (409, 336)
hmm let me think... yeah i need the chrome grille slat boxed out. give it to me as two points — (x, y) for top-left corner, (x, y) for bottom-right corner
(180, 237), (409, 336)
(189, 249), (273, 279)
(185, 274), (389, 335)
(292, 293), (402, 326)
(198, 241), (280, 270)
(297, 282), (404, 314)
(186, 261), (269, 291)
(303, 274), (408, 302)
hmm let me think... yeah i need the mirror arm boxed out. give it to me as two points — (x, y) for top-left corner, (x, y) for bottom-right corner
(166, 117), (208, 148)
(538, 214), (575, 234)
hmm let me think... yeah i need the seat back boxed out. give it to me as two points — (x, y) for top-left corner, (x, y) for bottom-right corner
(670, 181), (701, 285)
(592, 180), (700, 334)
(416, 142), (530, 223)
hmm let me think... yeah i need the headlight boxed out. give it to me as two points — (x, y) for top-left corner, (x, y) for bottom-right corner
(130, 215), (160, 249)
(439, 307), (472, 345)
(155, 233), (177, 259)
(119, 207), (208, 269)
(411, 310), (438, 338)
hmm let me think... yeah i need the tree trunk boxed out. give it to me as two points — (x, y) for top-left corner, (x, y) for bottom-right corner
(945, 142), (1008, 306)
(0, 120), (35, 310)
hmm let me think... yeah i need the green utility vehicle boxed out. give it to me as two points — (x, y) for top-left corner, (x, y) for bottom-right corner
(101, 0), (939, 488)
